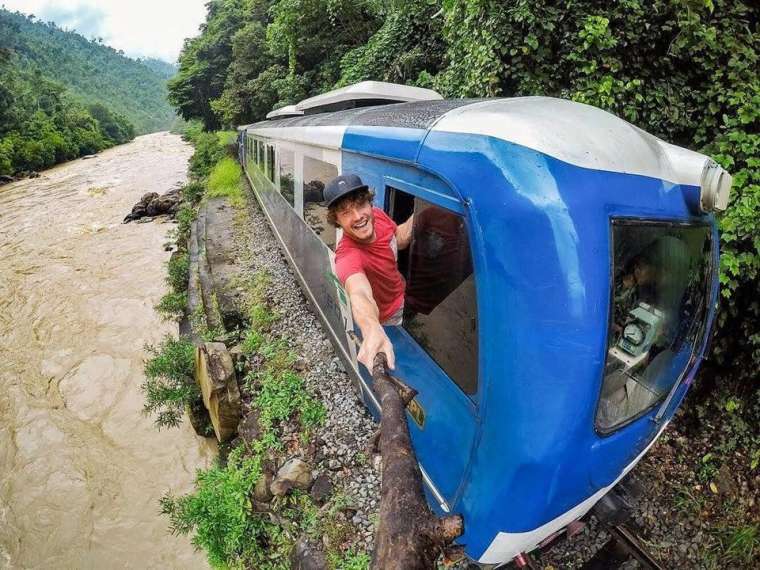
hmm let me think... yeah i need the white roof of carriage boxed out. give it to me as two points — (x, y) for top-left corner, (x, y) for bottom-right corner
(250, 93), (719, 188)
(295, 81), (443, 112)
(431, 97), (713, 187)
(266, 105), (304, 119)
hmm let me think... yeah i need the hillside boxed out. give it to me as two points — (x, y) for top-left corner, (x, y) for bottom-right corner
(0, 9), (175, 134)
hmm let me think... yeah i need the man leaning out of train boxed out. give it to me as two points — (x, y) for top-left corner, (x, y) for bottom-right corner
(325, 174), (413, 372)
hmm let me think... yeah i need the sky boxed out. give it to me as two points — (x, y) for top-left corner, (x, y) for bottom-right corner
(2, 0), (209, 62)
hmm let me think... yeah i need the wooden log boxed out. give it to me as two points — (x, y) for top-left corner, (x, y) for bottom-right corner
(371, 354), (463, 570)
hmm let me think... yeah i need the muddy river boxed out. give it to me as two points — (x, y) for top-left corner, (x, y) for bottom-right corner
(0, 133), (215, 569)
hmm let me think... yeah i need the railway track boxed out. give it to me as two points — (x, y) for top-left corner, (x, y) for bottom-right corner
(580, 523), (665, 570)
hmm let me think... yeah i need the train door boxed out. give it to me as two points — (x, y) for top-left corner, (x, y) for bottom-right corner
(378, 183), (479, 511)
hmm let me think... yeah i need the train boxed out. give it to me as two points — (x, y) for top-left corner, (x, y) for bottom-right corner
(237, 81), (731, 566)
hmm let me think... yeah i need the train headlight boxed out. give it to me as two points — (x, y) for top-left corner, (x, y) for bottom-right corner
(700, 160), (732, 213)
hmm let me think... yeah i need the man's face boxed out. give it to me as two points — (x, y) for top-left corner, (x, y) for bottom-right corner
(335, 196), (375, 243)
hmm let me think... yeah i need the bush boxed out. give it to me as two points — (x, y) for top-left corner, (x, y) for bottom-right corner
(166, 251), (190, 293)
(155, 291), (187, 321)
(142, 335), (198, 428)
(181, 180), (206, 205)
(189, 131), (227, 179)
(176, 204), (196, 243)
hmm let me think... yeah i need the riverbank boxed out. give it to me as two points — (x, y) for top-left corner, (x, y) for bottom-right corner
(0, 133), (215, 568)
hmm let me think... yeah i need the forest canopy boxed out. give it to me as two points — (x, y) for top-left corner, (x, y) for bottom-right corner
(0, 9), (175, 134)
(169, 0), (758, 385)
(0, 9), (177, 176)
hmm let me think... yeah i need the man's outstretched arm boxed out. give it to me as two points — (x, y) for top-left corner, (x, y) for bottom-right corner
(345, 272), (396, 370)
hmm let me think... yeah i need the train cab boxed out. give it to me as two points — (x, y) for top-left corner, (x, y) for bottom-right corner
(238, 82), (731, 565)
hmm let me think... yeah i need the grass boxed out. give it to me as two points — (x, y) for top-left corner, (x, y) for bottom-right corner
(142, 335), (198, 429)
(206, 157), (243, 207)
(155, 291), (186, 321)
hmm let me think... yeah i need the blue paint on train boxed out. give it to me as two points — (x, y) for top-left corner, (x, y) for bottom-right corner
(339, 125), (719, 560)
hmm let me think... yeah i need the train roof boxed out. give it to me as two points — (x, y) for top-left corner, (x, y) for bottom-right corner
(246, 96), (717, 188)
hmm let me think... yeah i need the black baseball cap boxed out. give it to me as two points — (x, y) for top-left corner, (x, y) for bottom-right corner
(324, 174), (368, 208)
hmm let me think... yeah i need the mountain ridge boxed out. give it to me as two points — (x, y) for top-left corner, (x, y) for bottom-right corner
(0, 9), (175, 134)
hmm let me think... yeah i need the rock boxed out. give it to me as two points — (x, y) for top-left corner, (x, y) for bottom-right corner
(271, 458), (313, 496)
(310, 474), (333, 504)
(81, 154), (97, 160)
(0, 174), (14, 185)
(146, 197), (162, 217)
(194, 342), (242, 442)
(140, 192), (159, 204)
(716, 464), (738, 498)
(229, 344), (246, 371)
(237, 409), (262, 443)
(253, 470), (273, 503)
(290, 536), (327, 570)
(136, 216), (154, 224)
(28, 171), (40, 178)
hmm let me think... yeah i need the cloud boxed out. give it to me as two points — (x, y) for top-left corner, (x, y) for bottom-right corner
(2, 0), (209, 63)
(37, 3), (107, 40)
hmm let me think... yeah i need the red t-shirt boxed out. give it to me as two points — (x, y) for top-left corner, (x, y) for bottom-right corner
(335, 207), (405, 322)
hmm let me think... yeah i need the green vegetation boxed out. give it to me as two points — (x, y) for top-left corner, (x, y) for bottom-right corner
(160, 268), (335, 569)
(188, 131), (230, 179)
(142, 335), (198, 428)
(0, 52), (135, 175)
(1, 9), (174, 134)
(207, 157), (244, 207)
(166, 252), (190, 294)
(155, 291), (188, 321)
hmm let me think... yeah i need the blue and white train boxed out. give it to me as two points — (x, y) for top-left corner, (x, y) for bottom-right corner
(237, 82), (731, 566)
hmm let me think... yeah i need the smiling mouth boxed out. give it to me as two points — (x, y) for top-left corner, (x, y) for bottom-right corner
(352, 218), (369, 231)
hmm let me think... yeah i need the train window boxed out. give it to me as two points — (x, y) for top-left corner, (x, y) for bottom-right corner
(389, 188), (479, 395)
(596, 222), (712, 432)
(256, 140), (263, 167)
(303, 156), (338, 249)
(279, 149), (295, 207)
(266, 145), (275, 182)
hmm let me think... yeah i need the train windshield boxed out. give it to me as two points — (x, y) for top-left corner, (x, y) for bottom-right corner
(596, 221), (712, 432)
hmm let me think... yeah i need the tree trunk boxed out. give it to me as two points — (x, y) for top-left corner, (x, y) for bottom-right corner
(371, 354), (463, 570)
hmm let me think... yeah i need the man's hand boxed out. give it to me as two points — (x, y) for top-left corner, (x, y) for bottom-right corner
(396, 213), (414, 250)
(358, 323), (395, 371)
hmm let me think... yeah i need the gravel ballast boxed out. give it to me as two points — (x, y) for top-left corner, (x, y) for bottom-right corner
(233, 188), (380, 554)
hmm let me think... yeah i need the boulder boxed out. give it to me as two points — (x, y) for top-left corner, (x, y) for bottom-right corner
(271, 458), (313, 496)
(309, 474), (333, 504)
(28, 171), (40, 178)
(140, 192), (159, 204)
(146, 197), (162, 217)
(194, 342), (242, 442)
(290, 536), (327, 570)
(0, 174), (15, 185)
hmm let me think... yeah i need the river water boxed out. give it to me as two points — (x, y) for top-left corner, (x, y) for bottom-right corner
(0, 133), (215, 569)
